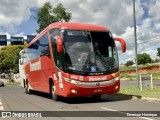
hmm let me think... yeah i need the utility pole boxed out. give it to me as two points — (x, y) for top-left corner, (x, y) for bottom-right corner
(133, 0), (139, 88)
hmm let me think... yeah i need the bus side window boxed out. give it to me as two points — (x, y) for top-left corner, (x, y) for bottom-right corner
(51, 41), (63, 69)
(19, 53), (24, 65)
(39, 34), (50, 58)
(49, 29), (64, 70)
(19, 50), (28, 65)
(28, 42), (41, 61)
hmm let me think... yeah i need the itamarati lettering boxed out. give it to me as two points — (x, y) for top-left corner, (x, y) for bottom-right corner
(89, 77), (107, 81)
(30, 61), (41, 71)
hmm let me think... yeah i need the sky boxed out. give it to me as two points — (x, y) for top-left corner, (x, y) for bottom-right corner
(0, 0), (159, 64)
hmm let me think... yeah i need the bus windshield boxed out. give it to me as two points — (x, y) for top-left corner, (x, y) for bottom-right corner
(63, 30), (119, 75)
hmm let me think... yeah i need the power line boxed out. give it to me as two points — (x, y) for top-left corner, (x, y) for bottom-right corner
(126, 36), (160, 48)
(116, 35), (160, 50)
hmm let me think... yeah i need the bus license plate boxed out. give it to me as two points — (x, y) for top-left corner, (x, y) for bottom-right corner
(94, 89), (102, 93)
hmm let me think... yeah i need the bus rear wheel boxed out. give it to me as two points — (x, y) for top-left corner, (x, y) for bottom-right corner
(25, 81), (31, 94)
(51, 83), (58, 101)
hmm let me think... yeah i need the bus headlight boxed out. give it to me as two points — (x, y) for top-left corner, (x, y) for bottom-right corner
(114, 77), (119, 81)
(64, 77), (80, 85)
(115, 86), (119, 89)
(71, 89), (78, 94)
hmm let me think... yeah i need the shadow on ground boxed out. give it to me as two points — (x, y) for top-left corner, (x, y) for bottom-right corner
(110, 93), (142, 100)
(29, 90), (141, 104)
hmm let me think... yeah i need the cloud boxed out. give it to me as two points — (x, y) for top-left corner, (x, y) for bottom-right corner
(0, 0), (36, 27)
(0, 0), (159, 64)
(0, 0), (144, 36)
(14, 32), (27, 39)
(36, 0), (144, 35)
(148, 0), (160, 30)
(117, 17), (160, 64)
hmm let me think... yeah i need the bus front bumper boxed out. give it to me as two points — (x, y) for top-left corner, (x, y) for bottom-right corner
(61, 78), (120, 98)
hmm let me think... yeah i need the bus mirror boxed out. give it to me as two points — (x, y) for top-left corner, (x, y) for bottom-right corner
(55, 36), (64, 53)
(114, 37), (126, 53)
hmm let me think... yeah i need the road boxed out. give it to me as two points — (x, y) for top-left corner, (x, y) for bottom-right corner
(0, 82), (159, 120)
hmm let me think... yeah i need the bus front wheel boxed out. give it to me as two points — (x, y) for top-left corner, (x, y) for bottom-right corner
(51, 83), (58, 101)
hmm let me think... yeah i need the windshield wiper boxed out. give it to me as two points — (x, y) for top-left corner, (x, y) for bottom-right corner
(96, 51), (111, 71)
(93, 41), (111, 71)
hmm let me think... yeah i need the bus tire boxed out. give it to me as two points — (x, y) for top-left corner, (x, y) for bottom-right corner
(25, 81), (31, 94)
(92, 95), (101, 100)
(50, 83), (58, 101)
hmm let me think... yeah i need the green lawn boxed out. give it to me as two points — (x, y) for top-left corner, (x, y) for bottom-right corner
(120, 86), (160, 98)
(120, 72), (160, 80)
(120, 64), (158, 71)
(5, 81), (21, 86)
(120, 64), (160, 80)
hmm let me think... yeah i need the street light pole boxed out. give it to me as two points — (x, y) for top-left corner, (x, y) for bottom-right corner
(133, 0), (139, 88)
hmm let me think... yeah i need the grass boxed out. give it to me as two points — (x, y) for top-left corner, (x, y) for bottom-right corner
(5, 81), (21, 86)
(150, 72), (160, 78)
(120, 73), (135, 80)
(119, 64), (160, 80)
(120, 72), (160, 80)
(120, 64), (158, 71)
(120, 65), (136, 71)
(120, 86), (160, 98)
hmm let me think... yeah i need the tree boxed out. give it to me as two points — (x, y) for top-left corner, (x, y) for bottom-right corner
(157, 48), (160, 58)
(125, 60), (134, 67)
(36, 2), (72, 33)
(154, 58), (160, 63)
(137, 53), (152, 65)
(0, 45), (24, 73)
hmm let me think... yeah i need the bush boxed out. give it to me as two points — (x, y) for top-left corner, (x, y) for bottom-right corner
(125, 60), (134, 67)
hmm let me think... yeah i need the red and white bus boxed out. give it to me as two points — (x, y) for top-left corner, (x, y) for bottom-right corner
(19, 22), (126, 101)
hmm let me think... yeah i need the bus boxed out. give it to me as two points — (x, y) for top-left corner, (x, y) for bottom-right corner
(19, 22), (126, 101)
(0, 35), (7, 46)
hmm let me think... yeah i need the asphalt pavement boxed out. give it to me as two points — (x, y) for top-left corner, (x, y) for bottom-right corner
(0, 85), (159, 120)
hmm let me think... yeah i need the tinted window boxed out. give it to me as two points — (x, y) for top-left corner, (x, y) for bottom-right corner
(39, 34), (50, 57)
(50, 29), (65, 70)
(26, 34), (50, 62)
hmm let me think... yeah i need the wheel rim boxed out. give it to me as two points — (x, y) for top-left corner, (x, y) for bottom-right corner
(51, 84), (58, 101)
(52, 85), (55, 95)
(25, 83), (29, 93)
(27, 85), (29, 92)
(25, 84), (27, 92)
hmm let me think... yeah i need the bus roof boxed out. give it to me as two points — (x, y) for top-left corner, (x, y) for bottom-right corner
(48, 22), (109, 31)
(23, 22), (109, 50)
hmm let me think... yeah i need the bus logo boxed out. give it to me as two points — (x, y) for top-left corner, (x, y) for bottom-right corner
(91, 66), (96, 72)
(96, 82), (100, 86)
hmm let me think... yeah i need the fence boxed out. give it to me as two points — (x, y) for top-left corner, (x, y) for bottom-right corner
(139, 74), (153, 91)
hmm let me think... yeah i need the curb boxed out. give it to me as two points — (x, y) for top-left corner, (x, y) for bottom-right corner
(140, 97), (160, 103)
(112, 94), (160, 103)
(130, 95), (160, 103)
